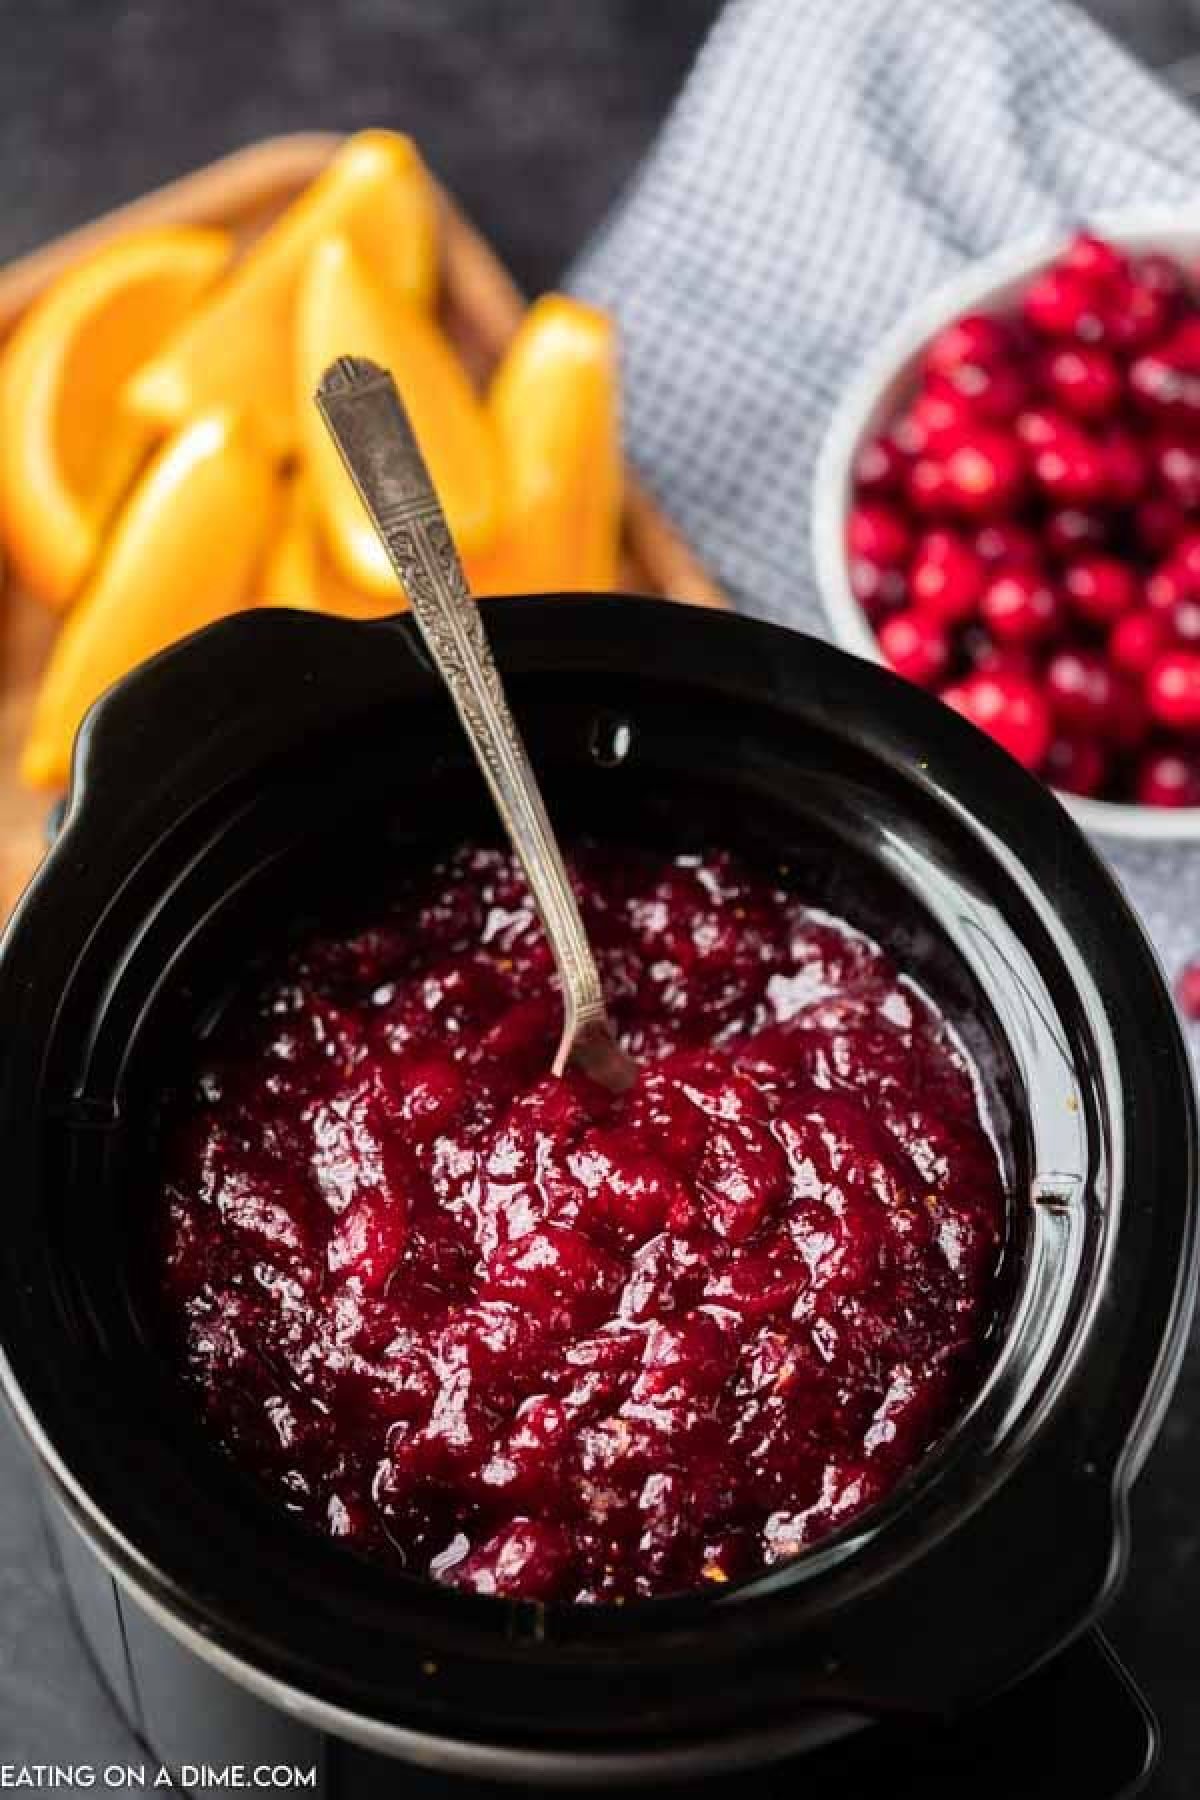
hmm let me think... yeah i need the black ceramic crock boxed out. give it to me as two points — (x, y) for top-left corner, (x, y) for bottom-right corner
(0, 595), (1195, 1785)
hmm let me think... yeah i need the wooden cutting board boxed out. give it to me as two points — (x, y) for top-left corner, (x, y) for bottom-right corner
(0, 132), (729, 919)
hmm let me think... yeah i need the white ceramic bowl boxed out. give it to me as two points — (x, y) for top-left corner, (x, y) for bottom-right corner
(812, 205), (1200, 843)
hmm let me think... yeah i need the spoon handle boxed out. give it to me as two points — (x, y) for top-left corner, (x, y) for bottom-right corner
(315, 356), (634, 1090)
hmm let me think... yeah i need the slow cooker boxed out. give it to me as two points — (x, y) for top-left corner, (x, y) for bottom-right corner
(0, 596), (1194, 1787)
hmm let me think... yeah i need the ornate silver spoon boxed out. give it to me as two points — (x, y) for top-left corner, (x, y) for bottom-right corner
(315, 355), (637, 1095)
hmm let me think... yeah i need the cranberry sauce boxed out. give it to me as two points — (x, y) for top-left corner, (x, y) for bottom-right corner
(153, 845), (1008, 1604)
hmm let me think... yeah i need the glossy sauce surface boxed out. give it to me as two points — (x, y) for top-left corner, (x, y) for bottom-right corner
(154, 846), (1007, 1602)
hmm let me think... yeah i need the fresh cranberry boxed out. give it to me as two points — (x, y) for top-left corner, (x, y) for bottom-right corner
(854, 434), (907, 497)
(941, 670), (1052, 769)
(1101, 428), (1148, 506)
(1136, 251), (1187, 308)
(905, 386), (973, 454)
(1135, 495), (1187, 556)
(1044, 507), (1110, 560)
(1136, 747), (1200, 807)
(1043, 733), (1108, 798)
(922, 312), (1014, 376)
(850, 558), (907, 622)
(1131, 319), (1200, 414)
(1109, 610), (1168, 677)
(1176, 960), (1200, 1018)
(959, 627), (1036, 678)
(1041, 344), (1120, 420)
(1105, 275), (1170, 352)
(937, 360), (1028, 424)
(1145, 561), (1189, 619)
(941, 427), (1025, 517)
(1062, 556), (1136, 626)
(1015, 406), (1066, 450)
(1172, 530), (1200, 583)
(848, 503), (910, 568)
(1029, 423), (1108, 505)
(1061, 230), (1128, 283)
(1022, 266), (1104, 341)
(1172, 596), (1200, 646)
(1154, 438), (1200, 511)
(878, 610), (950, 686)
(1147, 649), (1200, 730)
(908, 455), (952, 513)
(979, 569), (1061, 643)
(973, 521), (1041, 568)
(1044, 648), (1116, 734)
(909, 529), (985, 623)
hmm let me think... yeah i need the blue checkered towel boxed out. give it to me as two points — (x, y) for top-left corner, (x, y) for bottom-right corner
(571, 0), (1200, 993)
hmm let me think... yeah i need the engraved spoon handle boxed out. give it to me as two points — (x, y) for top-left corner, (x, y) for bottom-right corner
(315, 356), (636, 1093)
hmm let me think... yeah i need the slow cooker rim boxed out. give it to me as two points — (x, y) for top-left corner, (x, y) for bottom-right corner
(0, 596), (1194, 1744)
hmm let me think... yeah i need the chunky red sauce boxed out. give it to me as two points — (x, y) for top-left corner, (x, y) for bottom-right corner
(154, 845), (1007, 1603)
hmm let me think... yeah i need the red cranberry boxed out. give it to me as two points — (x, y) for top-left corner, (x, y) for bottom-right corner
(1044, 647), (1116, 733)
(938, 360), (1028, 424)
(1062, 555), (1136, 626)
(909, 528), (985, 623)
(1172, 596), (1200, 646)
(1061, 231), (1127, 284)
(973, 521), (1041, 568)
(1176, 959), (1200, 1017)
(941, 427), (1025, 517)
(1171, 530), (1200, 583)
(1043, 733), (1108, 798)
(1136, 747), (1200, 808)
(878, 610), (950, 687)
(1105, 275), (1169, 352)
(1101, 428), (1148, 506)
(1029, 424), (1108, 505)
(1135, 495), (1187, 556)
(850, 558), (906, 620)
(1041, 344), (1120, 420)
(923, 313), (1014, 376)
(905, 385), (972, 454)
(1154, 438), (1200, 511)
(980, 569), (1061, 643)
(1022, 267), (1104, 342)
(1147, 649), (1200, 730)
(908, 455), (952, 513)
(1145, 561), (1189, 619)
(1109, 610), (1168, 677)
(848, 503), (910, 568)
(854, 434), (907, 497)
(1136, 251), (1187, 307)
(1016, 406), (1066, 450)
(1044, 506), (1109, 560)
(941, 670), (1052, 769)
(1129, 321), (1200, 424)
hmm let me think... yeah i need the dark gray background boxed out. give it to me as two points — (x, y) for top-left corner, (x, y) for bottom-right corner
(1, 2), (1199, 1795)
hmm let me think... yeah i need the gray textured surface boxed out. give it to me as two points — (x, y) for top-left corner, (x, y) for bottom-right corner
(0, 1), (1197, 1794)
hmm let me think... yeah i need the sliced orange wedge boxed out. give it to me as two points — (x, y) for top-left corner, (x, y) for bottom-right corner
(258, 471), (405, 618)
(298, 234), (499, 597)
(125, 132), (438, 457)
(0, 224), (232, 607)
(257, 473), (322, 611)
(483, 294), (622, 593)
(22, 410), (278, 790)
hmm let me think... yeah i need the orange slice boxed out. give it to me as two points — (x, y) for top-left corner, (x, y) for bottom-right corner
(483, 294), (622, 593)
(0, 224), (232, 607)
(297, 234), (499, 597)
(257, 471), (405, 617)
(125, 132), (438, 457)
(22, 409), (278, 790)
